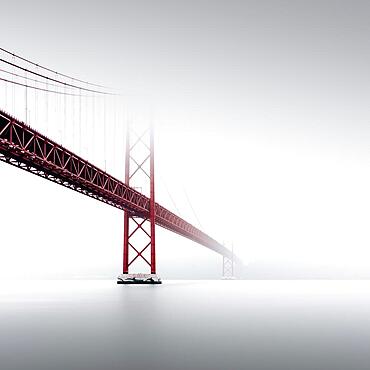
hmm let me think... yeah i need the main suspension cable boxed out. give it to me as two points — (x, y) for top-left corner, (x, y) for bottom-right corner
(0, 47), (108, 88)
(0, 58), (117, 95)
(0, 67), (79, 90)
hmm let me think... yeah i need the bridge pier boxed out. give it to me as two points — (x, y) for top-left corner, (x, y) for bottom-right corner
(117, 273), (161, 284)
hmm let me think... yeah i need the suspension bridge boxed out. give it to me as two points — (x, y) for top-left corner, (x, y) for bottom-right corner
(0, 48), (239, 283)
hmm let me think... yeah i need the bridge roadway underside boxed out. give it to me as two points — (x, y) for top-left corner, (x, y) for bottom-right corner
(0, 109), (235, 261)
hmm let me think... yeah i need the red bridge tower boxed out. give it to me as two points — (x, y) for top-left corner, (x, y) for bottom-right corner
(117, 123), (161, 284)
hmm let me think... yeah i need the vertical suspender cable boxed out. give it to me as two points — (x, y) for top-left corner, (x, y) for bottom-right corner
(12, 55), (15, 114)
(85, 83), (88, 157)
(57, 72), (62, 142)
(79, 87), (82, 154)
(4, 75), (7, 110)
(104, 96), (106, 171)
(113, 95), (117, 174)
(72, 78), (75, 150)
(55, 73), (58, 139)
(64, 82), (67, 145)
(24, 70), (28, 122)
(35, 66), (38, 128)
(184, 189), (204, 230)
(45, 78), (48, 133)
(92, 94), (95, 161)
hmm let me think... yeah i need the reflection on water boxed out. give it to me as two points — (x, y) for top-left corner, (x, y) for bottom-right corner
(0, 280), (370, 370)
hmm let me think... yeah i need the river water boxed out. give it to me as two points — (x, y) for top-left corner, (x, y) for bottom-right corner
(1, 280), (370, 370)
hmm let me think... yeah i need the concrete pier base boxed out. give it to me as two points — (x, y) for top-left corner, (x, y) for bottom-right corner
(117, 273), (162, 284)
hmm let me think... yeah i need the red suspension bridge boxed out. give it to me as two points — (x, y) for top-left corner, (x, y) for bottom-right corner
(0, 48), (238, 283)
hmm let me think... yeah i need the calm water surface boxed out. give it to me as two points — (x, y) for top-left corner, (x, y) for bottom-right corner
(0, 280), (370, 370)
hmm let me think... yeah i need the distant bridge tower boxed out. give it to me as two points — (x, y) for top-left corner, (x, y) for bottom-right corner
(222, 243), (236, 279)
(117, 123), (161, 284)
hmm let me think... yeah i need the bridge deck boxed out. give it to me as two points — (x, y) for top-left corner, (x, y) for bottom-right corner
(0, 109), (234, 260)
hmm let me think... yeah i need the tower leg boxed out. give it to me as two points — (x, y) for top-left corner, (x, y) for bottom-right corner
(149, 123), (156, 274)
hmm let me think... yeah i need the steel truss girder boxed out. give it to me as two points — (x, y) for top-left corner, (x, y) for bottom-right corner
(0, 109), (236, 262)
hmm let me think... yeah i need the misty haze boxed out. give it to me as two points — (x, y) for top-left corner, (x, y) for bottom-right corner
(1, 1), (370, 369)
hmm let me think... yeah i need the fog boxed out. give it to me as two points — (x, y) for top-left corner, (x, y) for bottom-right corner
(1, 0), (370, 279)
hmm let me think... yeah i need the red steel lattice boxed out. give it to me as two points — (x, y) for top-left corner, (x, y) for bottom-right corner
(123, 124), (156, 274)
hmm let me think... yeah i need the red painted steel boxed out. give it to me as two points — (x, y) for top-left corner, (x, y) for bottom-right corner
(0, 109), (236, 261)
(123, 123), (130, 273)
(149, 125), (156, 273)
(122, 123), (156, 274)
